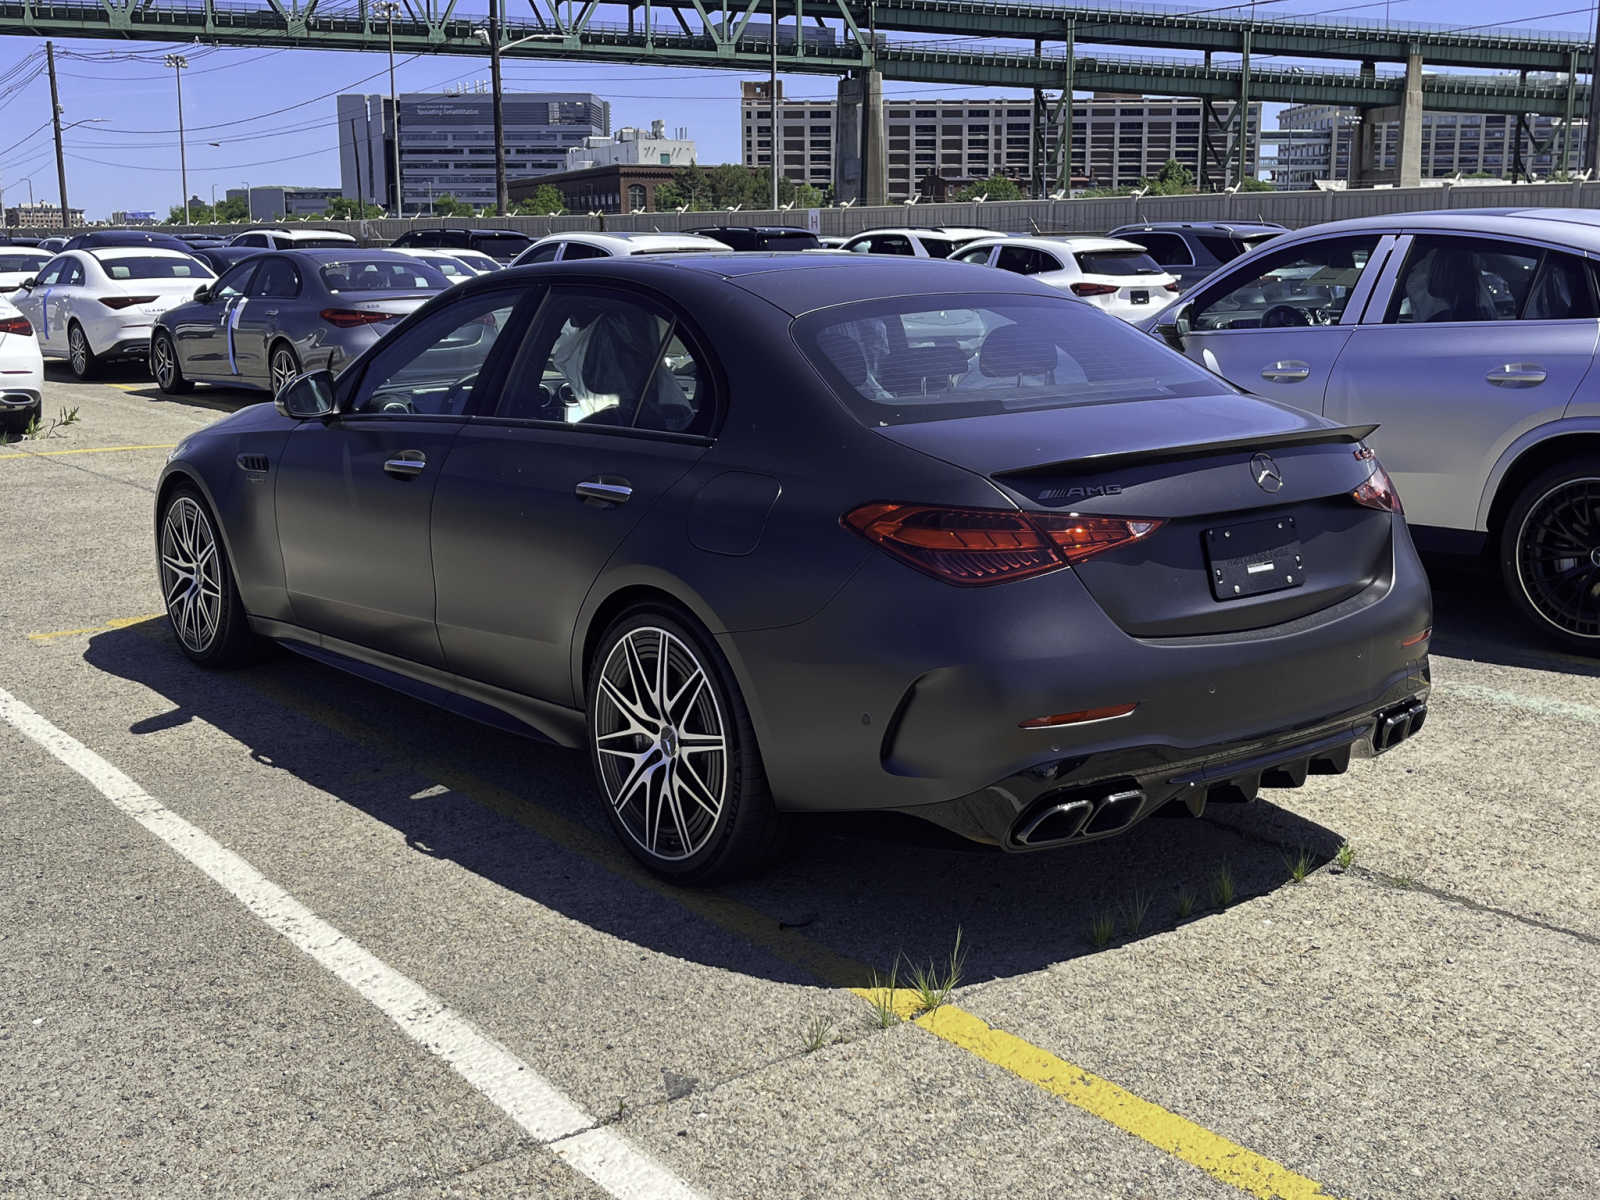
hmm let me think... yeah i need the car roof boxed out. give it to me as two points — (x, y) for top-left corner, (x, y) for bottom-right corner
(237, 227), (356, 240)
(271, 247), (418, 262)
(1254, 206), (1600, 253)
(688, 225), (816, 234)
(471, 252), (1054, 317)
(86, 246), (199, 261)
(1110, 221), (1286, 235)
(966, 234), (1150, 254)
(847, 226), (1000, 239)
(543, 231), (728, 250)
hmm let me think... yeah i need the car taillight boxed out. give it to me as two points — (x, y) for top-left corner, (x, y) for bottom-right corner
(843, 503), (1163, 586)
(1163, 281), (1180, 292)
(1352, 463), (1403, 514)
(99, 295), (158, 310)
(1069, 282), (1119, 297)
(0, 315), (31, 335)
(320, 308), (395, 328)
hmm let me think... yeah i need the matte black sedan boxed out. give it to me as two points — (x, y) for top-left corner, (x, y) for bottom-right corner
(154, 255), (1432, 881)
(150, 249), (449, 396)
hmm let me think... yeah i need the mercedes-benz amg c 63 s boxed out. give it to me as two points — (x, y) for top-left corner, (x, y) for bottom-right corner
(154, 254), (1432, 882)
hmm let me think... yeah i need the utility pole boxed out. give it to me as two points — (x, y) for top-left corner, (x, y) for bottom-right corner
(769, 0), (778, 210)
(46, 41), (69, 229)
(490, 0), (507, 215)
(376, 2), (403, 217)
(165, 54), (190, 225)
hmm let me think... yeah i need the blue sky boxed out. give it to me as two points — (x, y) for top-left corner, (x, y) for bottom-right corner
(0, 0), (1591, 219)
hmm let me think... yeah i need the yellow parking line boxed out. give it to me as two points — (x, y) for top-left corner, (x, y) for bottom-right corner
(108, 383), (149, 391)
(909, 1002), (1337, 1200)
(103, 613), (1340, 1199)
(0, 442), (176, 460)
(27, 613), (163, 642)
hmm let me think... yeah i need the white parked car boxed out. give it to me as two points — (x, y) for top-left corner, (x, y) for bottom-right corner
(389, 248), (485, 281)
(511, 231), (727, 264)
(953, 235), (1180, 322)
(0, 294), (45, 435)
(228, 228), (358, 250)
(9, 248), (214, 380)
(0, 246), (54, 291)
(839, 226), (1002, 259)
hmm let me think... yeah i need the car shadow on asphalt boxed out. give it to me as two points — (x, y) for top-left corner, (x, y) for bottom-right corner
(47, 362), (263, 416)
(85, 620), (1344, 990)
(1422, 553), (1600, 679)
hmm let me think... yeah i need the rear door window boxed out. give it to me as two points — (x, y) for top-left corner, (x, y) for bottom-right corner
(995, 246), (1060, 275)
(248, 257), (301, 298)
(560, 243), (609, 261)
(1523, 252), (1600, 320)
(1385, 236), (1542, 324)
(1196, 234), (1248, 264)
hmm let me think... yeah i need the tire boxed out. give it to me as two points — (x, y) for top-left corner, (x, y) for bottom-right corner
(67, 321), (98, 381)
(269, 342), (301, 397)
(151, 330), (194, 395)
(585, 608), (786, 883)
(1498, 457), (1600, 654)
(157, 484), (258, 667)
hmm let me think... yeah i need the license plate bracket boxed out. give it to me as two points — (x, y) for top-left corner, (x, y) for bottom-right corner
(1130, 289), (1149, 304)
(1205, 517), (1304, 601)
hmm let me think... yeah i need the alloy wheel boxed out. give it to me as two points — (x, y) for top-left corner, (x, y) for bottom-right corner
(69, 327), (88, 375)
(160, 496), (224, 653)
(1516, 476), (1600, 640)
(152, 336), (174, 388)
(271, 348), (297, 395)
(592, 626), (728, 862)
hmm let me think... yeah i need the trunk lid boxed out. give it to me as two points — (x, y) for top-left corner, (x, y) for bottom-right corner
(878, 400), (1392, 637)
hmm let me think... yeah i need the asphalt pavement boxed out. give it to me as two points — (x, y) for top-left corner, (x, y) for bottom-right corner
(2, 365), (1596, 1199)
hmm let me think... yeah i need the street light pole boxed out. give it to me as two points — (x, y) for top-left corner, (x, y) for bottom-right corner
(375, 2), (403, 218)
(769, 0), (778, 210)
(46, 41), (70, 229)
(165, 54), (190, 225)
(490, 0), (507, 215)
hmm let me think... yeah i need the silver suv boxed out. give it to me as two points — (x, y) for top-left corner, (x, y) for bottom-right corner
(1143, 207), (1600, 652)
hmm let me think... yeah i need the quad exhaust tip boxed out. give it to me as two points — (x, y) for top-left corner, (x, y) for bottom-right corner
(1011, 782), (1145, 848)
(1373, 699), (1427, 753)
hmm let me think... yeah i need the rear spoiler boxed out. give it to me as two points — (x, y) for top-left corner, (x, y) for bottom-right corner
(993, 424), (1379, 480)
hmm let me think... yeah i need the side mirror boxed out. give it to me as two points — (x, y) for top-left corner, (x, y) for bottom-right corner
(1156, 304), (1192, 351)
(275, 368), (337, 419)
(193, 284), (213, 303)
(18, 277), (35, 290)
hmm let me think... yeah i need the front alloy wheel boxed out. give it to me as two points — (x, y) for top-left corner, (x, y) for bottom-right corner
(587, 612), (783, 882)
(270, 344), (300, 396)
(158, 487), (257, 666)
(1502, 460), (1600, 652)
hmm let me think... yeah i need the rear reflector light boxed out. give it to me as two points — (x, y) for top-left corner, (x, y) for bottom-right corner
(1069, 281), (1119, 297)
(1352, 463), (1403, 514)
(320, 308), (396, 328)
(1401, 626), (1431, 648)
(98, 295), (158, 310)
(0, 315), (31, 335)
(1019, 703), (1138, 730)
(1163, 281), (1180, 292)
(843, 503), (1163, 586)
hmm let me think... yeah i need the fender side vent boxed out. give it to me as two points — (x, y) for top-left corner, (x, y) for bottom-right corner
(236, 453), (270, 474)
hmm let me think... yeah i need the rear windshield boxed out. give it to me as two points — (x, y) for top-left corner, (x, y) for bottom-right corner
(472, 233), (534, 258)
(98, 256), (212, 280)
(0, 253), (48, 271)
(796, 294), (1227, 427)
(758, 231), (821, 251)
(320, 260), (448, 292)
(1075, 250), (1164, 276)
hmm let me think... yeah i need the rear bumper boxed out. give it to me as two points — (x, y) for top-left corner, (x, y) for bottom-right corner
(721, 515), (1432, 841)
(0, 387), (40, 419)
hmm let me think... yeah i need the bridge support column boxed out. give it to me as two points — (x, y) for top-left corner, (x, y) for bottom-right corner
(835, 69), (886, 207)
(1053, 19), (1074, 198)
(1396, 52), (1423, 188)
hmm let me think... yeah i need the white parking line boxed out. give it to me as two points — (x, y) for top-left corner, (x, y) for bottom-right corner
(0, 684), (705, 1200)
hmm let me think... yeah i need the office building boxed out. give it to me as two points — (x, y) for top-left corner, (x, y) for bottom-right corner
(566, 121), (697, 172)
(5, 202), (86, 228)
(510, 163), (682, 214)
(338, 88), (610, 214)
(1273, 104), (1584, 188)
(225, 185), (343, 220)
(740, 83), (1261, 199)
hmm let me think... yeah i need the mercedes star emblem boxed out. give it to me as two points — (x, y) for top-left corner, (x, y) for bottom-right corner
(1250, 452), (1284, 493)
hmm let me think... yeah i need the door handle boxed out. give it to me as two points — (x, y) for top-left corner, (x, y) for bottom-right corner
(1486, 363), (1547, 387)
(262, 309), (279, 318)
(1259, 360), (1311, 383)
(383, 450), (427, 478)
(576, 478), (632, 505)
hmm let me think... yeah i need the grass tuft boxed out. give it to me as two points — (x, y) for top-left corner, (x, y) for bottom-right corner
(1175, 885), (1197, 919)
(1284, 847), (1314, 884)
(1210, 861), (1236, 909)
(1119, 888), (1152, 936)
(867, 960), (901, 1029)
(1088, 910), (1117, 948)
(800, 1015), (835, 1054)
(906, 927), (966, 1016)
(1334, 841), (1355, 871)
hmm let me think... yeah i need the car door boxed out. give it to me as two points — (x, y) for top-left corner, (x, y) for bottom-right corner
(273, 288), (528, 666)
(47, 257), (86, 352)
(233, 256), (300, 385)
(1326, 233), (1600, 531)
(177, 260), (258, 380)
(1178, 233), (1392, 411)
(431, 284), (717, 705)
(14, 257), (67, 354)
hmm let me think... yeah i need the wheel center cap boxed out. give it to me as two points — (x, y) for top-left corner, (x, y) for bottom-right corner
(659, 726), (680, 759)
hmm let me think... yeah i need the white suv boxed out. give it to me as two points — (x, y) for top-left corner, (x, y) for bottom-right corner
(839, 227), (1000, 259)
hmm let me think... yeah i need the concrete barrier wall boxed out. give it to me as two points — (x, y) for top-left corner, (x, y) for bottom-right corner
(14, 180), (1599, 244)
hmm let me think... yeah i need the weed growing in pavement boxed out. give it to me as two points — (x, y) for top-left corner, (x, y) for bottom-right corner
(16, 406), (80, 441)
(1175, 885), (1197, 919)
(906, 927), (966, 1015)
(1119, 888), (1152, 936)
(1210, 862), (1236, 908)
(21, 414), (41, 439)
(1334, 842), (1355, 871)
(868, 961), (901, 1029)
(1089, 910), (1117, 948)
(800, 1015), (836, 1054)
(1284, 847), (1314, 884)
(1392, 872), (1418, 890)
